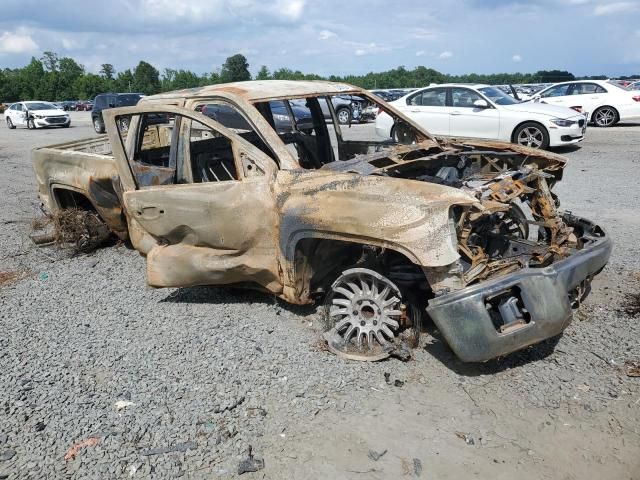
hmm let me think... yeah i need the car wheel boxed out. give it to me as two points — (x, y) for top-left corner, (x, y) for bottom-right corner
(6, 117), (15, 129)
(592, 106), (618, 127)
(390, 126), (398, 142)
(27, 118), (36, 130)
(513, 122), (549, 149)
(118, 117), (130, 133)
(323, 267), (422, 361)
(93, 117), (105, 134)
(336, 107), (351, 125)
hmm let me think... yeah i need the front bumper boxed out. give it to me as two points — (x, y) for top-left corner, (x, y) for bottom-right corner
(34, 117), (70, 127)
(548, 122), (586, 146)
(426, 215), (611, 362)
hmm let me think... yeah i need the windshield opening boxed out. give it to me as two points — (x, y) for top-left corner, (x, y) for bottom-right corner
(478, 87), (519, 105)
(253, 93), (429, 169)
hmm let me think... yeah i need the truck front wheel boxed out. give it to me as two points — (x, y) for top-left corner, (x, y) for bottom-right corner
(323, 267), (421, 361)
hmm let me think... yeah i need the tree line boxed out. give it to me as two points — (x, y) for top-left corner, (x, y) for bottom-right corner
(1, 51), (637, 102)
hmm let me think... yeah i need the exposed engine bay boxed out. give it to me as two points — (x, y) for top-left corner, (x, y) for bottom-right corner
(322, 142), (583, 289)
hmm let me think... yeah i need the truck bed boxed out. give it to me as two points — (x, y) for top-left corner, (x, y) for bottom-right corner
(31, 136), (127, 237)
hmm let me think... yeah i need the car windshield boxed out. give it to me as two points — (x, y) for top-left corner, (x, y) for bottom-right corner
(478, 87), (519, 105)
(116, 94), (143, 107)
(25, 102), (57, 110)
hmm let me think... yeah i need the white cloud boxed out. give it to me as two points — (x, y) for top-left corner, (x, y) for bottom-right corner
(61, 37), (83, 50)
(512, 54), (522, 62)
(275, 0), (305, 20)
(351, 42), (391, 56)
(415, 50), (426, 57)
(411, 28), (438, 39)
(593, 1), (636, 15)
(0, 30), (38, 54)
(140, 0), (305, 25)
(318, 29), (337, 40)
(438, 50), (453, 59)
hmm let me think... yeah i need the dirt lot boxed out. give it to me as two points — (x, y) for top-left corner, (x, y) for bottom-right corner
(1, 113), (639, 479)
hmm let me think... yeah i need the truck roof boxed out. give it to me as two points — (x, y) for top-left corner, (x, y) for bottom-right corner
(144, 80), (361, 103)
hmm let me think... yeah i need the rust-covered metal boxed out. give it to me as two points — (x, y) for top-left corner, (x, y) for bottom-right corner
(31, 80), (611, 362)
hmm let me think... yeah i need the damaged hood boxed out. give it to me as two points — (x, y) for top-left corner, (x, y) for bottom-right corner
(276, 169), (478, 268)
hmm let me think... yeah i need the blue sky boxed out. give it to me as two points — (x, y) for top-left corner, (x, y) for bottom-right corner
(1, 0), (639, 77)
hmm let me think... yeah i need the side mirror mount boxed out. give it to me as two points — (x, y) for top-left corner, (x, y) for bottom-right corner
(473, 99), (489, 109)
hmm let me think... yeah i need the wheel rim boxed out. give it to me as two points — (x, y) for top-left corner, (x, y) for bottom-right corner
(517, 126), (544, 148)
(6, 118), (12, 128)
(324, 268), (401, 361)
(337, 110), (350, 124)
(119, 118), (129, 133)
(595, 108), (615, 127)
(94, 119), (101, 132)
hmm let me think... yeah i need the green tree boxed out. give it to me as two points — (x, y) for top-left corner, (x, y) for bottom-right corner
(41, 51), (60, 72)
(19, 57), (46, 99)
(115, 69), (135, 92)
(220, 54), (251, 83)
(73, 73), (105, 99)
(533, 70), (575, 83)
(58, 57), (84, 99)
(100, 63), (115, 80)
(132, 61), (160, 94)
(256, 65), (270, 80)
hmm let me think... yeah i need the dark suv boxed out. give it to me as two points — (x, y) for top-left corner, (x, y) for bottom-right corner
(92, 93), (143, 133)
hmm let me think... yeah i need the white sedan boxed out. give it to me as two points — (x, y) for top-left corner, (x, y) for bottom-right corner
(376, 84), (587, 150)
(533, 80), (640, 127)
(5, 101), (70, 129)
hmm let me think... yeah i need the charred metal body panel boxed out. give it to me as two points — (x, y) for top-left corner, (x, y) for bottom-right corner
(31, 80), (612, 363)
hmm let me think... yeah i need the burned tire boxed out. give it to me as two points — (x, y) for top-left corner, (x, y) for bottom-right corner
(323, 267), (423, 361)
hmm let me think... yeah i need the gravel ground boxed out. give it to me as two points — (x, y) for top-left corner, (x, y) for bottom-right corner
(0, 115), (639, 479)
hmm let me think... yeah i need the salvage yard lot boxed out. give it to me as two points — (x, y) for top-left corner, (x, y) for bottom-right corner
(1, 116), (639, 479)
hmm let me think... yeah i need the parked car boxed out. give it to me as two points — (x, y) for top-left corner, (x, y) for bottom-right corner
(5, 101), (70, 129)
(626, 80), (640, 91)
(92, 93), (144, 133)
(75, 100), (93, 111)
(62, 101), (77, 111)
(533, 80), (640, 127)
(32, 80), (610, 363)
(376, 84), (587, 149)
(321, 94), (373, 125)
(0, 103), (7, 114)
(370, 90), (403, 102)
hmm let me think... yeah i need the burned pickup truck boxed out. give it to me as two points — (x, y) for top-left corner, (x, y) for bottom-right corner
(32, 80), (611, 362)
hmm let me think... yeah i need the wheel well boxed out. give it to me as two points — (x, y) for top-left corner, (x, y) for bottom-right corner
(511, 120), (548, 143)
(293, 238), (430, 301)
(591, 105), (619, 122)
(52, 188), (96, 212)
